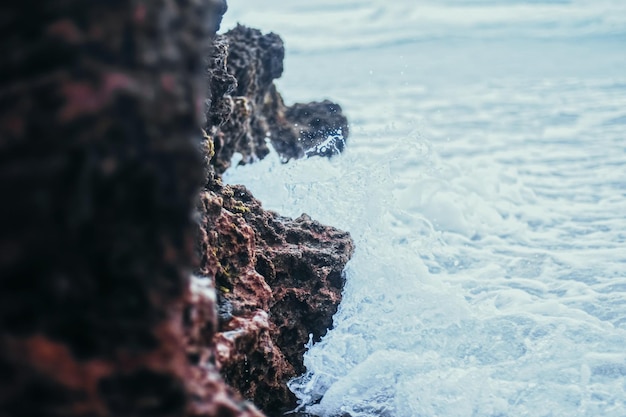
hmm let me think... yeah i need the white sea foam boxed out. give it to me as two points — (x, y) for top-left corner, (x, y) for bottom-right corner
(222, 1), (626, 416)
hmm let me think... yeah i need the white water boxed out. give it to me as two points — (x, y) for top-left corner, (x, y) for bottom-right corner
(221, 1), (626, 416)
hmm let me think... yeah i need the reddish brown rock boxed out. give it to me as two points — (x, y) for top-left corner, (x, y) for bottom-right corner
(196, 177), (354, 415)
(1, 2), (354, 417)
(0, 1), (263, 417)
(184, 277), (265, 417)
(205, 25), (350, 173)
(200, 27), (354, 414)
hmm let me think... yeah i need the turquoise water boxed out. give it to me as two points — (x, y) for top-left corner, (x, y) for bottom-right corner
(222, 1), (626, 416)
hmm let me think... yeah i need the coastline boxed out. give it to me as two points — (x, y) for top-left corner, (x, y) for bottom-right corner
(0, 2), (352, 416)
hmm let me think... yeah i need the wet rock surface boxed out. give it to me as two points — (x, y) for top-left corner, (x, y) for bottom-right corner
(199, 20), (355, 414)
(1, 1), (353, 417)
(205, 25), (350, 173)
(196, 176), (354, 414)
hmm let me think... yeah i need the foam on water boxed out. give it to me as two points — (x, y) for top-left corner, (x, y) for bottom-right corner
(225, 91), (626, 415)
(221, 1), (626, 415)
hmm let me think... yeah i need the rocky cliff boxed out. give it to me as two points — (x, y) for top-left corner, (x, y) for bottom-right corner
(206, 24), (349, 174)
(0, 1), (352, 417)
(198, 13), (354, 415)
(197, 178), (353, 414)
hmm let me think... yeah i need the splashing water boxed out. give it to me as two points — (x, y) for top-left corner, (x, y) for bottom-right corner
(225, 101), (626, 416)
(304, 129), (346, 158)
(222, 1), (626, 416)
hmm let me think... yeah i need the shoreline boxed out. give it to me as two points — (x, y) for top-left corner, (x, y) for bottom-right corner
(202, 14), (355, 416)
(0, 2), (352, 416)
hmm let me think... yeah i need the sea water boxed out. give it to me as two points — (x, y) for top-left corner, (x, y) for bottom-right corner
(221, 1), (626, 416)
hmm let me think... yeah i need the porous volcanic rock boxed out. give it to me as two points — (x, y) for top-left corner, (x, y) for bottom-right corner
(1, 1), (354, 417)
(199, 23), (355, 414)
(205, 25), (350, 173)
(0, 1), (263, 416)
(196, 174), (354, 415)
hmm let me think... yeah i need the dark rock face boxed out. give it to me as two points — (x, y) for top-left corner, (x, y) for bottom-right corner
(197, 177), (354, 415)
(0, 1), (261, 416)
(199, 25), (355, 414)
(1, 2), (353, 417)
(205, 25), (350, 173)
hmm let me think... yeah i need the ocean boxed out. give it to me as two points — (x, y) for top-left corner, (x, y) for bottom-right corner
(220, 1), (626, 416)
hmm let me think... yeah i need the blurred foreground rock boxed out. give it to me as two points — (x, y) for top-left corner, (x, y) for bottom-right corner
(0, 1), (352, 417)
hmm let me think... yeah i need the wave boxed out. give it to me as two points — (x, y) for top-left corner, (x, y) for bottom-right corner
(222, 1), (626, 415)
(222, 0), (626, 54)
(224, 76), (626, 416)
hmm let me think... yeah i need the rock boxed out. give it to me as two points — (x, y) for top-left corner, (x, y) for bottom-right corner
(196, 179), (354, 415)
(200, 25), (354, 414)
(184, 276), (265, 417)
(286, 100), (348, 159)
(1, 1), (354, 417)
(205, 25), (350, 173)
(0, 1), (263, 416)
